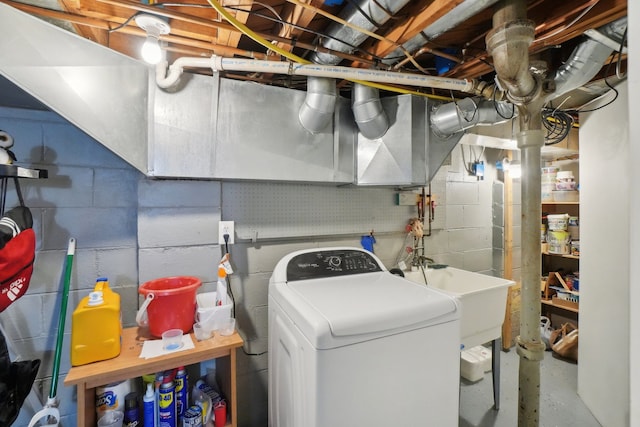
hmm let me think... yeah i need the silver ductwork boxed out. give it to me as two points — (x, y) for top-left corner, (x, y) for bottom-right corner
(547, 16), (627, 103)
(309, 0), (412, 65)
(430, 97), (514, 136)
(298, 77), (338, 134)
(0, 3), (149, 173)
(352, 83), (389, 139)
(382, 0), (500, 66)
(431, 16), (628, 139)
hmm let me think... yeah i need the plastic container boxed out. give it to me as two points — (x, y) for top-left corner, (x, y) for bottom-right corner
(548, 230), (570, 254)
(137, 276), (202, 337)
(556, 171), (574, 180)
(162, 329), (184, 351)
(541, 183), (555, 202)
(196, 292), (232, 332)
(547, 214), (569, 231)
(460, 345), (492, 382)
(552, 190), (579, 202)
(71, 278), (122, 366)
(541, 166), (559, 182)
(555, 181), (577, 190)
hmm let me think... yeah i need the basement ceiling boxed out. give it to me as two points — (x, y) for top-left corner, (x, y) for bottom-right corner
(0, 0), (627, 107)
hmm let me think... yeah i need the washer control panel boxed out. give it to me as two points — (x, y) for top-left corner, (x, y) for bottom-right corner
(286, 249), (382, 281)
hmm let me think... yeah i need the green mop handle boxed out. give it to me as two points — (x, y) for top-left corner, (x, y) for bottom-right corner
(49, 237), (75, 400)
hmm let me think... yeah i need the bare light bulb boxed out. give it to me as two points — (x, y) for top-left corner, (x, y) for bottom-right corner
(141, 35), (162, 64)
(135, 14), (171, 65)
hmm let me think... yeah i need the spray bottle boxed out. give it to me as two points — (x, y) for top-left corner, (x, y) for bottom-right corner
(143, 382), (156, 427)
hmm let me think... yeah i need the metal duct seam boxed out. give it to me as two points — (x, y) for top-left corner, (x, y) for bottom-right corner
(298, 77), (338, 134)
(352, 83), (389, 139)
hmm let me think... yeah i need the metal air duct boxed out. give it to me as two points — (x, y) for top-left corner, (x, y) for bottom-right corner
(430, 97), (514, 136)
(298, 77), (338, 134)
(548, 16), (627, 103)
(352, 83), (389, 139)
(309, 0), (412, 65)
(382, 0), (500, 66)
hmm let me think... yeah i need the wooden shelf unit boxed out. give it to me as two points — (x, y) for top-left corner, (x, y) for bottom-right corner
(541, 201), (580, 316)
(65, 327), (243, 427)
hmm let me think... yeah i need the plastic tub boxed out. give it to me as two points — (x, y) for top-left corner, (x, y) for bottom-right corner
(138, 276), (202, 337)
(547, 214), (569, 231)
(556, 171), (574, 180)
(541, 183), (555, 202)
(555, 181), (576, 191)
(552, 190), (579, 202)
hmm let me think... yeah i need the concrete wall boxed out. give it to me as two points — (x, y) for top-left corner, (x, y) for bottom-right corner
(0, 106), (502, 427)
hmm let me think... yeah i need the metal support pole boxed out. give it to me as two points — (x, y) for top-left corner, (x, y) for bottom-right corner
(515, 117), (546, 427)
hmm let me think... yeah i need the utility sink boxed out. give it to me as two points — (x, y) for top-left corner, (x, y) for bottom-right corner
(402, 267), (514, 349)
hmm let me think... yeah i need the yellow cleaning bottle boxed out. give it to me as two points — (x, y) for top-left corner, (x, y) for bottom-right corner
(71, 277), (121, 366)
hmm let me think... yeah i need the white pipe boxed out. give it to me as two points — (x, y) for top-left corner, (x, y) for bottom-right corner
(155, 56), (474, 92)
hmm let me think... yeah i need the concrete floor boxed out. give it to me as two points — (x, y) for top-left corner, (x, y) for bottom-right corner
(459, 347), (601, 427)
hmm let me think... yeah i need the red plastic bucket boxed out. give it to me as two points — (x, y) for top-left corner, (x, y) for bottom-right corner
(137, 276), (202, 337)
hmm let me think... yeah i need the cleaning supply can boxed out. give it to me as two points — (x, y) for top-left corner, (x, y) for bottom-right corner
(175, 367), (188, 420)
(158, 375), (177, 427)
(183, 406), (202, 427)
(123, 392), (140, 427)
(71, 277), (121, 366)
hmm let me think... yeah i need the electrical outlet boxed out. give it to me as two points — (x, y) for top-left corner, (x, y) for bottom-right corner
(219, 221), (235, 244)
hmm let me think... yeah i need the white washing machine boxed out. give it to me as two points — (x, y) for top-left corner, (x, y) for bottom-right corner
(268, 247), (461, 427)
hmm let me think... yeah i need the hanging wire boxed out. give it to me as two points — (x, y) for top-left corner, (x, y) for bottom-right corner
(492, 86), (515, 120)
(108, 11), (142, 32)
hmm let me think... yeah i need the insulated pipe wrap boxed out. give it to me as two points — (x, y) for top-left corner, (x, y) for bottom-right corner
(352, 83), (389, 139)
(298, 77), (337, 134)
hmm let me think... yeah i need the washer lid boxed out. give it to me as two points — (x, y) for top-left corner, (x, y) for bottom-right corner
(287, 271), (458, 339)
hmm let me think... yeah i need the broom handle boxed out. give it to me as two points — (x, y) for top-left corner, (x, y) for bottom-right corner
(49, 237), (75, 399)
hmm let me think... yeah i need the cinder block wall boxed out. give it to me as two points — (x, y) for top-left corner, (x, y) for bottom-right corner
(1, 106), (501, 427)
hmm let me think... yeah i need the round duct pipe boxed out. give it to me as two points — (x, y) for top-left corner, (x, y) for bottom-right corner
(298, 77), (338, 134)
(430, 97), (514, 136)
(352, 83), (389, 139)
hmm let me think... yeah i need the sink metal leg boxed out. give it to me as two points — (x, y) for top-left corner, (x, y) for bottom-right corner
(492, 338), (501, 410)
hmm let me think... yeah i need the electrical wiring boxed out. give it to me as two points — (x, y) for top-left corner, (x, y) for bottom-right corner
(282, 0), (420, 67)
(534, 0), (599, 44)
(108, 11), (142, 32)
(542, 108), (574, 145)
(205, 0), (458, 100)
(221, 4), (387, 61)
(222, 234), (267, 358)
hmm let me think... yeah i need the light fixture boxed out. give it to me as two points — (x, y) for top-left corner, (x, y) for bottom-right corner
(502, 157), (522, 179)
(135, 14), (171, 65)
